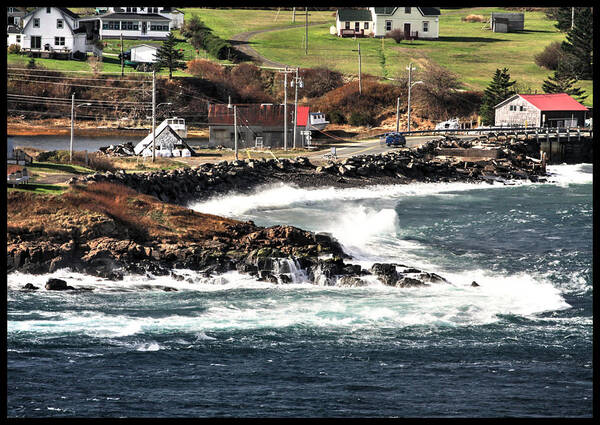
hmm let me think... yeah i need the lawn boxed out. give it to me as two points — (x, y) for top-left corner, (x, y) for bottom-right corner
(251, 7), (593, 106)
(179, 8), (334, 40)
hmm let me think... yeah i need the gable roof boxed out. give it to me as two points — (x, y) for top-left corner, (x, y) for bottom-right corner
(373, 7), (440, 16)
(337, 9), (373, 22)
(496, 93), (588, 111)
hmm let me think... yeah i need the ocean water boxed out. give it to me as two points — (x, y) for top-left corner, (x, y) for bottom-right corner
(7, 163), (593, 417)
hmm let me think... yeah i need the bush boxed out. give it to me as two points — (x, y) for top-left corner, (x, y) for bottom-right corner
(534, 42), (565, 70)
(385, 29), (404, 43)
(299, 67), (344, 99)
(72, 51), (86, 61)
(349, 112), (375, 127)
(186, 58), (226, 81)
(328, 110), (346, 124)
(36, 150), (117, 173)
(462, 14), (486, 22)
(8, 44), (21, 54)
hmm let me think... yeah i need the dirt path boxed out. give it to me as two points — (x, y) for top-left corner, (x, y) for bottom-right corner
(230, 21), (328, 68)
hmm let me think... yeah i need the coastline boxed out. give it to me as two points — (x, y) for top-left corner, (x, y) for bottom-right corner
(7, 137), (547, 291)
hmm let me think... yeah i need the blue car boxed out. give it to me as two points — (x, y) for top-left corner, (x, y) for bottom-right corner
(380, 132), (406, 147)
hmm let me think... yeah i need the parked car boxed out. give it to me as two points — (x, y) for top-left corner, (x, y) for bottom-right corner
(380, 132), (406, 147)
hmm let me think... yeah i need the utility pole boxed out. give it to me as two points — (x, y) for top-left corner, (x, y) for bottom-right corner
(292, 7), (296, 23)
(395, 96), (400, 132)
(284, 69), (288, 150)
(292, 67), (303, 149)
(70, 93), (74, 163)
(305, 7), (308, 55)
(120, 33), (124, 77)
(352, 43), (362, 94)
(152, 70), (156, 162)
(278, 67), (295, 150)
(405, 62), (423, 132)
(233, 105), (238, 160)
(571, 7), (575, 29)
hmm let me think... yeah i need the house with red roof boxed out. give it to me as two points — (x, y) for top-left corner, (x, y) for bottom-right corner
(208, 104), (326, 149)
(494, 93), (588, 128)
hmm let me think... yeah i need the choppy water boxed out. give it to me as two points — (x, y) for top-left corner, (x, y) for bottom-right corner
(7, 163), (593, 417)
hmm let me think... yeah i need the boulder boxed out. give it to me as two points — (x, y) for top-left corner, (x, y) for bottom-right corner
(23, 283), (39, 290)
(45, 278), (75, 290)
(370, 263), (398, 286)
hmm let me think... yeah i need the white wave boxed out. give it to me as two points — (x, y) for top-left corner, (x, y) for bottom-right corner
(188, 180), (517, 218)
(546, 163), (593, 186)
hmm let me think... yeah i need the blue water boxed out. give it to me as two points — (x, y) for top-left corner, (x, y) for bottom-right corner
(7, 164), (593, 417)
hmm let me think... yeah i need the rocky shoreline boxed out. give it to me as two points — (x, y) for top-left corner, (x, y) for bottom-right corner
(68, 136), (546, 206)
(8, 137), (546, 291)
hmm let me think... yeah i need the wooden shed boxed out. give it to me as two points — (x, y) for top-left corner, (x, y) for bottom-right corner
(491, 12), (524, 32)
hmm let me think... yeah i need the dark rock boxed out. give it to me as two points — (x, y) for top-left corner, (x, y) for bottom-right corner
(471, 281), (480, 287)
(398, 277), (427, 288)
(370, 263), (398, 286)
(23, 283), (39, 290)
(45, 278), (75, 290)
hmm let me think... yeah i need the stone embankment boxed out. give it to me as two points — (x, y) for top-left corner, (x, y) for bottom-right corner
(68, 137), (547, 206)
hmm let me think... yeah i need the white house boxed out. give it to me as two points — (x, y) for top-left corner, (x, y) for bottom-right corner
(369, 7), (440, 38)
(335, 9), (374, 37)
(16, 7), (88, 57)
(85, 10), (173, 40)
(7, 7), (27, 27)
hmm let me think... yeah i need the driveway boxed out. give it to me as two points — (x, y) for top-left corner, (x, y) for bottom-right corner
(230, 21), (328, 68)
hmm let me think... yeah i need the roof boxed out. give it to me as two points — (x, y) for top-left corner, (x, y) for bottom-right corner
(130, 44), (159, 50)
(337, 9), (373, 22)
(373, 7), (440, 16)
(209, 104), (307, 127)
(513, 94), (588, 111)
(99, 12), (170, 21)
(7, 25), (22, 34)
(24, 7), (79, 19)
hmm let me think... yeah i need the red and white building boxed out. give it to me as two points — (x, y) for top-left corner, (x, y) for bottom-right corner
(494, 93), (589, 128)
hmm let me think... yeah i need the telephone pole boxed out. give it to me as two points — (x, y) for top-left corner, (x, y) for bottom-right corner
(407, 63), (413, 132)
(120, 33), (124, 77)
(395, 96), (400, 132)
(352, 42), (362, 94)
(292, 7), (296, 23)
(70, 94), (74, 162)
(305, 7), (308, 55)
(292, 67), (303, 149)
(278, 67), (295, 150)
(571, 7), (575, 29)
(152, 70), (156, 162)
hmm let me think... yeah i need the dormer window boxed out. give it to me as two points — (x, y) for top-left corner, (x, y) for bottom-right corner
(57, 19), (64, 29)
(33, 18), (40, 28)
(46, 7), (51, 13)
(405, 7), (411, 14)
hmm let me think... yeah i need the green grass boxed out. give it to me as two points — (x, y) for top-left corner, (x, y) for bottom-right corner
(7, 183), (66, 194)
(251, 7), (593, 106)
(179, 8), (334, 40)
(29, 162), (96, 174)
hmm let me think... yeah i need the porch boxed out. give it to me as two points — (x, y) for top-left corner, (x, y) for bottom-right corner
(340, 29), (365, 38)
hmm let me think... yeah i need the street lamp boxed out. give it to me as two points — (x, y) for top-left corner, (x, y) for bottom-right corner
(227, 100), (238, 161)
(70, 96), (92, 162)
(407, 80), (423, 132)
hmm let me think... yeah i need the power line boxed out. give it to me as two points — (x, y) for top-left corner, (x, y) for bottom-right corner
(7, 93), (152, 105)
(7, 72), (152, 84)
(7, 67), (154, 75)
(7, 77), (149, 91)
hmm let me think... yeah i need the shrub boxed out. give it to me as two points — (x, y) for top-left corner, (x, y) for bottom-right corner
(328, 110), (346, 124)
(299, 67), (344, 99)
(26, 57), (36, 69)
(385, 29), (404, 43)
(8, 44), (21, 54)
(462, 14), (486, 22)
(72, 51), (86, 61)
(349, 112), (375, 127)
(186, 58), (226, 81)
(534, 41), (565, 70)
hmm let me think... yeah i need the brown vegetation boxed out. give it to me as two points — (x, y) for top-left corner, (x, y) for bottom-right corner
(462, 14), (486, 22)
(7, 181), (244, 244)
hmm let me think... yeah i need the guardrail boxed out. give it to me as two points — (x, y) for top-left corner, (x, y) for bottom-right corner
(380, 126), (593, 140)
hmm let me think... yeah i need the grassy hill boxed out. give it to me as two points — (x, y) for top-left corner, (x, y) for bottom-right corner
(250, 7), (592, 106)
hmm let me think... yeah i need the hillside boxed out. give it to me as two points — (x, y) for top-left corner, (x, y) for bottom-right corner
(249, 7), (592, 106)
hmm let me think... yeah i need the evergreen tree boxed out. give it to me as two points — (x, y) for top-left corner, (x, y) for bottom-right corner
(561, 7), (593, 79)
(479, 68), (517, 126)
(542, 64), (588, 103)
(155, 32), (185, 79)
(553, 7), (575, 32)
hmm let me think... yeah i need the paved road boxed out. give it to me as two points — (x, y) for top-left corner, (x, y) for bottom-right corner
(230, 21), (328, 68)
(305, 135), (455, 161)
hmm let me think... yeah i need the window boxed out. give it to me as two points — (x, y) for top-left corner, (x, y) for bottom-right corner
(345, 21), (350, 30)
(423, 21), (429, 32)
(126, 7), (137, 13)
(54, 36), (65, 46)
(405, 7), (411, 14)
(107, 21), (120, 30)
(46, 7), (51, 13)
(364, 22), (369, 29)
(16, 35), (21, 43)
(33, 18), (40, 28)
(150, 24), (169, 31)
(57, 19), (63, 29)
(520, 106), (526, 111)
(385, 20), (392, 31)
